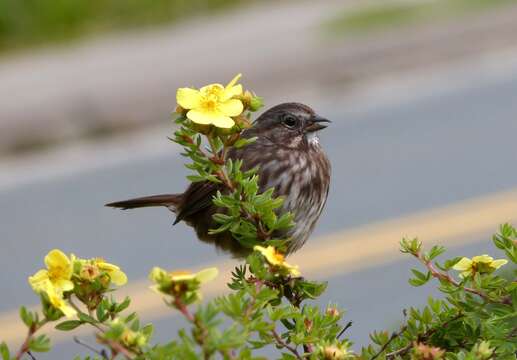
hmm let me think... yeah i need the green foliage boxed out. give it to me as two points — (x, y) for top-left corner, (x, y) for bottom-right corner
(0, 0), (245, 53)
(325, 0), (516, 36)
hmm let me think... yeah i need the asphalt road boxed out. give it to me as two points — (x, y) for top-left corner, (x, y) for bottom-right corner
(1, 59), (517, 357)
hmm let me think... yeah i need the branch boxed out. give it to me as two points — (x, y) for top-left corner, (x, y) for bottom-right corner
(15, 319), (48, 360)
(271, 329), (303, 360)
(336, 321), (353, 340)
(371, 325), (407, 360)
(415, 252), (505, 304)
(385, 312), (464, 359)
(73, 337), (109, 359)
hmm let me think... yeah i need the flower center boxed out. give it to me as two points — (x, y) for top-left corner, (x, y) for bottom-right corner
(200, 86), (223, 112)
(48, 266), (68, 280)
(273, 253), (285, 263)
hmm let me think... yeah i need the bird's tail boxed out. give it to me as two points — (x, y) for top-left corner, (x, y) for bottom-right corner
(105, 194), (182, 210)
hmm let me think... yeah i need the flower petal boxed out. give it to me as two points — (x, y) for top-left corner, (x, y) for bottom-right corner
(490, 259), (508, 270)
(221, 84), (243, 101)
(226, 73), (242, 89)
(200, 83), (223, 94)
(45, 249), (70, 270)
(285, 264), (301, 277)
(187, 109), (235, 128)
(195, 268), (219, 284)
(54, 279), (74, 292)
(170, 272), (197, 282)
(176, 88), (202, 109)
(96, 260), (120, 272)
(452, 257), (472, 272)
(109, 269), (128, 286)
(186, 109), (214, 125)
(47, 288), (76, 318)
(219, 99), (243, 117)
(212, 115), (235, 129)
(472, 255), (493, 264)
(28, 270), (51, 292)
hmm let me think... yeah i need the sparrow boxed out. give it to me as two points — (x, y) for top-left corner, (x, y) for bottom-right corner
(106, 103), (331, 257)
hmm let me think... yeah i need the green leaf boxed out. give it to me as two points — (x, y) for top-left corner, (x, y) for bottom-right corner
(0, 342), (10, 360)
(28, 335), (51, 353)
(19, 306), (33, 327)
(55, 320), (83, 331)
(116, 297), (131, 313)
(427, 245), (446, 260)
(141, 324), (154, 339)
(77, 313), (97, 324)
(96, 301), (108, 322)
(234, 137), (257, 149)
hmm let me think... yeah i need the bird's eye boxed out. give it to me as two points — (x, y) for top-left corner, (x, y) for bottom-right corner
(282, 114), (298, 128)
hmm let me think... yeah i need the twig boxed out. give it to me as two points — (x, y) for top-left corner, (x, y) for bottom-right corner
(336, 321), (353, 339)
(207, 135), (274, 243)
(172, 297), (195, 323)
(15, 320), (48, 360)
(271, 329), (303, 360)
(74, 337), (109, 359)
(102, 339), (135, 360)
(371, 325), (408, 360)
(68, 297), (107, 333)
(173, 296), (217, 360)
(415, 253), (505, 304)
(385, 312), (464, 359)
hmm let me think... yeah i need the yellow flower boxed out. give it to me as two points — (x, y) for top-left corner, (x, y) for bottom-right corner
(452, 254), (508, 278)
(253, 245), (301, 277)
(28, 249), (74, 294)
(93, 258), (128, 286)
(149, 266), (218, 300)
(149, 267), (218, 284)
(176, 74), (244, 128)
(45, 285), (77, 318)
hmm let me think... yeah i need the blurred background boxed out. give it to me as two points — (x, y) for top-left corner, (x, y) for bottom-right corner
(1, 0), (517, 357)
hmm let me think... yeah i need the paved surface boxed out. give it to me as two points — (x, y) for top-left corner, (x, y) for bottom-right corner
(1, 52), (517, 357)
(2, 0), (517, 154)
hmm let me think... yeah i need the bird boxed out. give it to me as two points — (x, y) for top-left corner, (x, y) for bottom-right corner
(106, 103), (331, 258)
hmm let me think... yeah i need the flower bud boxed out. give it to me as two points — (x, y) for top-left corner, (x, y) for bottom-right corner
(326, 307), (340, 318)
(79, 264), (100, 282)
(150, 267), (171, 283)
(175, 105), (186, 115)
(240, 90), (263, 112)
(304, 318), (313, 332)
(322, 345), (346, 360)
(249, 95), (264, 112)
(413, 342), (445, 360)
(473, 341), (494, 359)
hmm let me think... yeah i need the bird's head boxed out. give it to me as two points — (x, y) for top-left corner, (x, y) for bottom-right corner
(249, 103), (330, 149)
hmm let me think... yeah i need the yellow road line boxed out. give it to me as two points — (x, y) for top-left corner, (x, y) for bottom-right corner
(2, 188), (517, 347)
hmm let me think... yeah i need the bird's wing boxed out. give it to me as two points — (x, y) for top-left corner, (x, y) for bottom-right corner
(174, 180), (219, 224)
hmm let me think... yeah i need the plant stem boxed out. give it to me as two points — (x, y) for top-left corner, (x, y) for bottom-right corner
(271, 329), (303, 360)
(415, 252), (504, 304)
(371, 325), (407, 360)
(173, 296), (216, 359)
(385, 312), (463, 359)
(15, 319), (48, 360)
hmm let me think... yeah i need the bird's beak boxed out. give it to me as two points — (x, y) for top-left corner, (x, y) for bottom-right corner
(305, 115), (331, 133)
